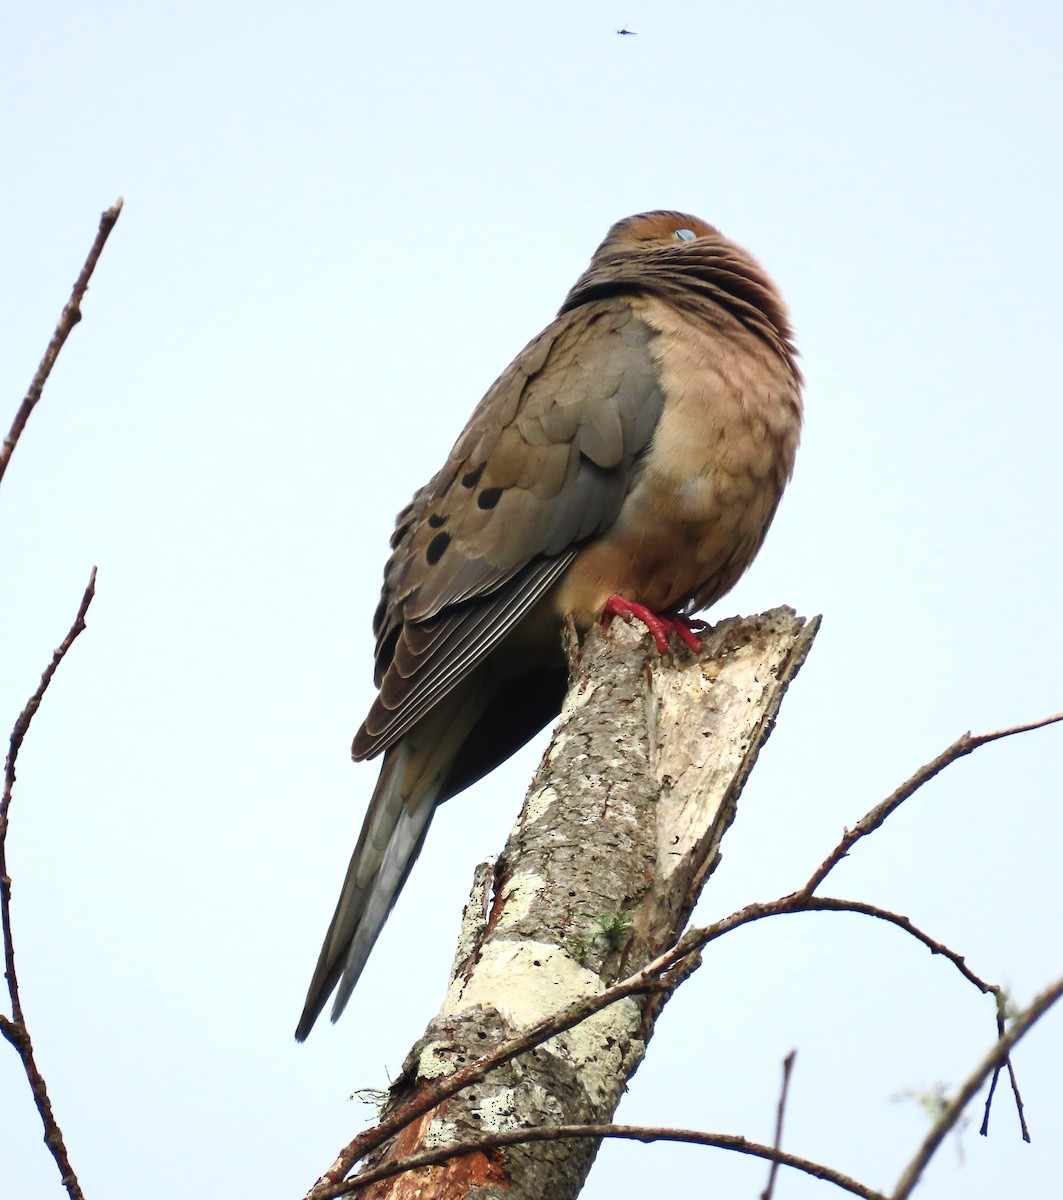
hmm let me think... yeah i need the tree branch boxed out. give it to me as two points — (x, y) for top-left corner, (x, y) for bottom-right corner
(792, 898), (1003, 998)
(979, 986), (1030, 1142)
(1, 567), (96, 1200)
(804, 713), (1063, 895)
(331, 1119), (886, 1200)
(0, 198), (123, 491)
(761, 1050), (797, 1200)
(892, 973), (1063, 1199)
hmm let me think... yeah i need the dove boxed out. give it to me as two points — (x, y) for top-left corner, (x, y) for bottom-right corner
(295, 211), (802, 1039)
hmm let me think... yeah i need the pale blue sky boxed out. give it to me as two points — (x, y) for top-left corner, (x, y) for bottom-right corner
(2, 3), (1062, 1197)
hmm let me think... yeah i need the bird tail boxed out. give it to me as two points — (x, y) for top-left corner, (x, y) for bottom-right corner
(295, 653), (563, 1040)
(294, 738), (444, 1042)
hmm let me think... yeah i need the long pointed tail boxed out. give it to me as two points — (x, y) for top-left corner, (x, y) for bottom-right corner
(295, 651), (564, 1040)
(294, 739), (442, 1041)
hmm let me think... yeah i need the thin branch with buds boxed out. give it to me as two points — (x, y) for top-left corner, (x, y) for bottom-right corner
(2, 194), (123, 1200)
(803, 714), (1063, 896)
(1, 568), (97, 1200)
(0, 198), (124, 491)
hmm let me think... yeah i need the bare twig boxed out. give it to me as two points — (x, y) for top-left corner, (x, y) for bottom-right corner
(762, 1050), (797, 1200)
(805, 713), (1063, 895)
(892, 974), (1063, 1200)
(980, 989), (1031, 1142)
(800, 716), (1063, 1147)
(0, 198), (123, 491)
(333, 1121), (887, 1200)
(798, 898), (1002, 998)
(983, 984), (1031, 1142)
(1, 567), (96, 1200)
(1002, 1056), (1029, 1141)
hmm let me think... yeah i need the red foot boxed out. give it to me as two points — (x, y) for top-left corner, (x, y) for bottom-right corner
(601, 594), (704, 655)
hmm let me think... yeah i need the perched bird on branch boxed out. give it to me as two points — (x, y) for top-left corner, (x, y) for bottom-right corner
(295, 211), (802, 1039)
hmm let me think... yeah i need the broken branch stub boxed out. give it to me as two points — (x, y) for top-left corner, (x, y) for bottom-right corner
(356, 607), (818, 1200)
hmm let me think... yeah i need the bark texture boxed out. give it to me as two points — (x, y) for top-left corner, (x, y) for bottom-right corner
(357, 607), (818, 1199)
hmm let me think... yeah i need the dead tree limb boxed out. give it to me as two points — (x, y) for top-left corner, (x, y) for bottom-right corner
(313, 606), (817, 1200)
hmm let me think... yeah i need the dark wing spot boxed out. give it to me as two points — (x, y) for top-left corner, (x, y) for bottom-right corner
(426, 531), (451, 565)
(461, 463), (486, 488)
(477, 487), (503, 510)
(428, 512), (448, 528)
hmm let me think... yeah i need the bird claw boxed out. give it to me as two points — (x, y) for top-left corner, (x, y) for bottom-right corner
(601, 594), (704, 655)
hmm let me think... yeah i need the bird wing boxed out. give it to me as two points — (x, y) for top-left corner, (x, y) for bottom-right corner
(353, 293), (666, 760)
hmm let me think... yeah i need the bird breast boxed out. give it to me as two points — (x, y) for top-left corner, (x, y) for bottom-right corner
(550, 293), (801, 625)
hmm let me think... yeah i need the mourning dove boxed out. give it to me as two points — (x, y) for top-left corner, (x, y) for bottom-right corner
(295, 211), (802, 1039)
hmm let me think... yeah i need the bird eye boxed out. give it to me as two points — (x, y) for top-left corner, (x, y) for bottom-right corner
(674, 228), (697, 241)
